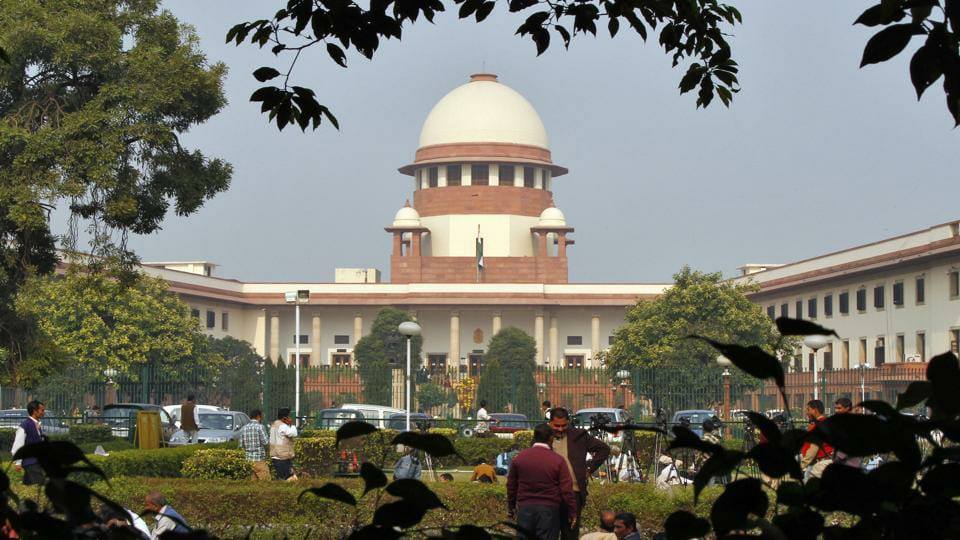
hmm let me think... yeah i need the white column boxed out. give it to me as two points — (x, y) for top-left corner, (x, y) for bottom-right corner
(312, 315), (321, 366)
(534, 312), (544, 364)
(269, 312), (280, 364)
(492, 311), (502, 336)
(535, 168), (543, 190)
(490, 164), (499, 186)
(450, 311), (461, 369)
(590, 315), (601, 364)
(254, 309), (267, 358)
(549, 315), (559, 368)
(353, 313), (363, 343)
(514, 166), (523, 187)
(463, 165), (472, 186)
(438, 166), (447, 187)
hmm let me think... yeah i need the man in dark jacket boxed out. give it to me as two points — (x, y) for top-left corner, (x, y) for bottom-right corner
(11, 400), (47, 485)
(548, 408), (611, 540)
(507, 424), (576, 539)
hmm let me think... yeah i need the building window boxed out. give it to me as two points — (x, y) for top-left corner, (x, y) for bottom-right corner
(566, 336), (583, 346)
(428, 167), (438, 188)
(780, 303), (788, 318)
(427, 354), (448, 373)
(471, 164), (489, 185)
(332, 353), (351, 367)
(565, 355), (584, 369)
(766, 305), (775, 319)
(896, 334), (904, 362)
(808, 298), (817, 319)
(499, 164), (514, 186)
(859, 338), (867, 365)
(916, 277), (925, 304)
(334, 335), (350, 345)
(795, 300), (803, 319)
(289, 353), (311, 367)
(191, 308), (200, 320)
(446, 165), (461, 186)
(221, 312), (229, 331)
(205, 310), (215, 329)
(916, 332), (925, 361)
(523, 166), (535, 188)
(293, 335), (308, 344)
(824, 343), (833, 370)
(807, 352), (815, 372)
(893, 282), (904, 306)
(824, 295), (833, 317)
(856, 289), (867, 312)
(951, 271), (960, 298)
(875, 337), (886, 366)
(608, 336), (615, 345)
(839, 292), (850, 315)
(874, 286), (885, 309)
(842, 339), (850, 369)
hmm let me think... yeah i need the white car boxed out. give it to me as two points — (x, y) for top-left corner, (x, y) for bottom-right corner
(339, 403), (404, 429)
(163, 404), (226, 429)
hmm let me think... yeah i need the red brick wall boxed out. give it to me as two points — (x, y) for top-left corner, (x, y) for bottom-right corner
(392, 255), (568, 283)
(413, 186), (554, 217)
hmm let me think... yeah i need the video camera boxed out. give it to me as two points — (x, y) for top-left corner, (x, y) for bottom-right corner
(655, 407), (668, 428)
(589, 412), (612, 431)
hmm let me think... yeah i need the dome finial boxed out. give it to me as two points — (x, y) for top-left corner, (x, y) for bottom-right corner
(404, 199), (411, 207)
(470, 73), (498, 83)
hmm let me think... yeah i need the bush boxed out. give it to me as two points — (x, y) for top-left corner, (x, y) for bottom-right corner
(75, 442), (238, 484)
(68, 423), (113, 444)
(0, 429), (15, 451)
(428, 428), (457, 438)
(294, 437), (337, 477)
(451, 437), (515, 466)
(514, 430), (533, 448)
(299, 429), (335, 439)
(181, 449), (251, 480)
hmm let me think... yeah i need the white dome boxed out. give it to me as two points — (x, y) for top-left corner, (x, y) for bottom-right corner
(418, 74), (549, 150)
(392, 205), (421, 227)
(538, 207), (566, 227)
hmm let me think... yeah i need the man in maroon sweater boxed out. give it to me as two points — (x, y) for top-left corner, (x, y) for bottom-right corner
(507, 424), (577, 539)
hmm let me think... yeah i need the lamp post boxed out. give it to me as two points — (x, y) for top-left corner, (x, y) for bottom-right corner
(103, 368), (118, 405)
(285, 290), (310, 424)
(398, 321), (422, 432)
(615, 369), (631, 409)
(716, 356), (732, 421)
(852, 363), (871, 404)
(804, 335), (829, 401)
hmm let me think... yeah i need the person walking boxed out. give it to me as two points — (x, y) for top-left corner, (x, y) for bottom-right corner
(800, 399), (834, 480)
(612, 513), (641, 540)
(580, 510), (617, 540)
(240, 409), (270, 480)
(179, 394), (200, 444)
(506, 424), (576, 540)
(11, 400), (47, 485)
(832, 397), (861, 469)
(144, 491), (189, 539)
(269, 407), (298, 481)
(547, 408), (610, 540)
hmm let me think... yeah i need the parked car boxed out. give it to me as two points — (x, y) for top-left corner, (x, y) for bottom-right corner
(386, 412), (432, 431)
(101, 403), (177, 441)
(0, 409), (70, 435)
(162, 404), (226, 429)
(315, 408), (364, 429)
(168, 410), (251, 446)
(339, 404), (404, 428)
(488, 413), (530, 438)
(573, 408), (629, 442)
(671, 409), (718, 437)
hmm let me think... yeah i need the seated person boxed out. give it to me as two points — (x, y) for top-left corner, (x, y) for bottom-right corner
(469, 458), (497, 484)
(494, 448), (517, 475)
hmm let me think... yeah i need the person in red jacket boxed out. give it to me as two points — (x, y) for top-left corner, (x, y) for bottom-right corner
(800, 399), (835, 480)
(507, 424), (577, 539)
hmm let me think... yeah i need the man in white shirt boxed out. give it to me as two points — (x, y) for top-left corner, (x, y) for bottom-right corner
(476, 400), (491, 434)
(269, 407), (298, 480)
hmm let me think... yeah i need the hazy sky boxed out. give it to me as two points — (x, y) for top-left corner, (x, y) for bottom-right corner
(54, 1), (959, 283)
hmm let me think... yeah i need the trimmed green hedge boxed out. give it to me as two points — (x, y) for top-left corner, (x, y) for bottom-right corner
(79, 476), (723, 538)
(75, 442), (238, 484)
(181, 449), (250, 480)
(68, 423), (114, 444)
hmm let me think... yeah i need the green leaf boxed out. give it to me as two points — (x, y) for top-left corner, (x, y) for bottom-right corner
(299, 483), (357, 506)
(336, 421), (379, 446)
(360, 462), (388, 496)
(664, 510), (710, 540)
(385, 478), (447, 510)
(326, 43), (347, 68)
(608, 17), (620, 38)
(860, 23), (920, 67)
(253, 67), (281, 82)
(775, 317), (839, 337)
(854, 3), (905, 27)
(0, 46), (9, 64)
(896, 380), (931, 409)
(678, 65), (704, 93)
(476, 1), (495, 22)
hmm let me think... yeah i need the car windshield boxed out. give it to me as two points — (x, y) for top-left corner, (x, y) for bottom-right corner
(676, 412), (712, 424)
(199, 414), (233, 431)
(491, 414), (528, 428)
(102, 408), (138, 424)
(318, 410), (360, 428)
(574, 411), (617, 427)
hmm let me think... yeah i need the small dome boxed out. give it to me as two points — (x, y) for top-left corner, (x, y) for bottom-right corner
(538, 207), (566, 227)
(418, 74), (549, 150)
(393, 203), (421, 228)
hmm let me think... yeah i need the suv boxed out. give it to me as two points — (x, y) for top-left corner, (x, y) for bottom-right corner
(671, 409), (717, 437)
(102, 404), (176, 441)
(573, 408), (629, 442)
(488, 413), (530, 438)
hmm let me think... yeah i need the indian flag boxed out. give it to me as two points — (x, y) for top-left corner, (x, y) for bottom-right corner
(476, 232), (484, 271)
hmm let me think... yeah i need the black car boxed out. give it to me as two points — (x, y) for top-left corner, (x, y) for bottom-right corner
(387, 412), (432, 431)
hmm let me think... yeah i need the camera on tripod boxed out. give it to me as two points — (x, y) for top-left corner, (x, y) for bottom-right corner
(589, 412), (612, 431)
(655, 408), (668, 429)
(677, 416), (692, 429)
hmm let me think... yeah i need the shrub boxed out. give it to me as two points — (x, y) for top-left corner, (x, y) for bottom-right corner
(299, 429), (335, 439)
(514, 430), (533, 448)
(0, 429), (15, 451)
(428, 427), (457, 438)
(68, 423), (114, 444)
(294, 437), (337, 477)
(181, 449), (250, 480)
(451, 437), (515, 466)
(75, 442), (238, 484)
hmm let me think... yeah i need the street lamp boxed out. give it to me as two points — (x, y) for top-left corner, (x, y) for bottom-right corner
(852, 363), (872, 404)
(398, 321), (422, 432)
(804, 335), (829, 401)
(717, 356), (732, 420)
(615, 369), (631, 408)
(285, 289), (310, 424)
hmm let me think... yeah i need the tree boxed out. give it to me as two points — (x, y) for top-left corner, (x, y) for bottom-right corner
(415, 382), (450, 415)
(205, 336), (264, 414)
(606, 266), (792, 412)
(0, 0), (232, 376)
(476, 327), (539, 418)
(15, 271), (217, 383)
(231, 1), (960, 131)
(353, 307), (422, 407)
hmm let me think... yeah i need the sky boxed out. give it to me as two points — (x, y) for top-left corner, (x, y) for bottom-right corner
(54, 1), (960, 283)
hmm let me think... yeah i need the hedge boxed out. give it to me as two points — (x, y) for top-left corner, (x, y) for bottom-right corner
(74, 442), (238, 484)
(80, 476), (723, 538)
(68, 423), (114, 444)
(181, 449), (250, 480)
